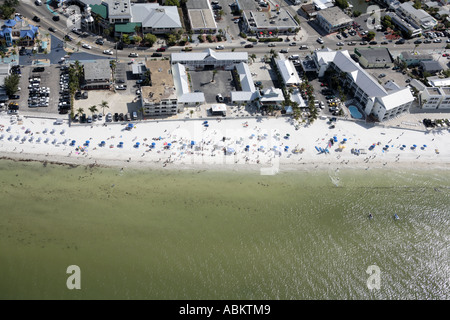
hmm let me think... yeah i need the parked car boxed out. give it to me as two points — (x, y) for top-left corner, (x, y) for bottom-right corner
(216, 45), (224, 50)
(132, 111), (138, 120)
(244, 44), (254, 48)
(317, 38), (324, 44)
(114, 113), (119, 122)
(216, 94), (224, 102)
(106, 113), (112, 122)
(33, 16), (40, 22)
(378, 73), (386, 78)
(151, 52), (162, 57)
(95, 38), (104, 45)
(115, 84), (126, 90)
(129, 52), (139, 57)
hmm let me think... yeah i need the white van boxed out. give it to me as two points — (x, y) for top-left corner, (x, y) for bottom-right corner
(289, 55), (299, 60)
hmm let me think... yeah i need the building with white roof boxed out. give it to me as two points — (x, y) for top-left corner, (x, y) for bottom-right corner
(171, 49), (248, 69)
(314, 50), (414, 122)
(131, 3), (181, 34)
(396, 2), (437, 30)
(186, 0), (217, 33)
(275, 58), (302, 87)
(258, 88), (285, 108)
(172, 63), (206, 106)
(427, 76), (450, 87)
(230, 62), (258, 104)
(420, 87), (450, 109)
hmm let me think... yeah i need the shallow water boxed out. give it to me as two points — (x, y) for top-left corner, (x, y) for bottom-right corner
(0, 160), (449, 299)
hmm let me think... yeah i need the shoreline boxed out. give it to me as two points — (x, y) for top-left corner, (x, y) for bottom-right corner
(2, 150), (449, 173)
(1, 114), (449, 174)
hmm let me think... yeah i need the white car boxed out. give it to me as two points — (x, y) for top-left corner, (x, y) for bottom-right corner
(82, 43), (91, 49)
(129, 52), (139, 57)
(216, 45), (224, 50)
(317, 38), (324, 44)
(115, 85), (126, 90)
(103, 49), (113, 55)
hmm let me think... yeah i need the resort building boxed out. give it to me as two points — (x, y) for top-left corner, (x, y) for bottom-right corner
(396, 2), (437, 30)
(140, 59), (179, 117)
(420, 87), (450, 109)
(130, 3), (182, 35)
(384, 12), (422, 38)
(275, 58), (302, 87)
(258, 87), (285, 109)
(230, 62), (258, 104)
(81, 59), (111, 90)
(314, 50), (414, 122)
(354, 48), (394, 69)
(0, 17), (39, 47)
(171, 49), (248, 70)
(427, 76), (450, 87)
(0, 64), (11, 88)
(397, 51), (433, 67)
(315, 6), (352, 34)
(186, 0), (217, 33)
(172, 63), (206, 107)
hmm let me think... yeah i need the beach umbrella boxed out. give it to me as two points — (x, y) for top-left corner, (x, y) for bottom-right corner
(168, 143), (171, 147)
(71, 140), (76, 146)
(135, 142), (140, 148)
(100, 141), (105, 146)
(0, 134), (3, 140)
(15, 135), (20, 140)
(52, 139), (57, 144)
(22, 137), (27, 142)
(191, 140), (195, 145)
(61, 129), (65, 135)
(423, 144), (427, 148)
(29, 136), (34, 142)
(7, 126), (11, 132)
(402, 145), (406, 148)
(43, 128), (48, 133)
(119, 142), (124, 148)
(85, 140), (90, 146)
(413, 144), (417, 148)
(385, 145), (389, 148)
(36, 137), (41, 143)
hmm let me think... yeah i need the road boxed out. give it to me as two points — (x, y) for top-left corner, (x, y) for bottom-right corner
(16, 0), (449, 61)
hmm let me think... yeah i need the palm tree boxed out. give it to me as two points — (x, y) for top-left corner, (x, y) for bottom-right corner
(211, 69), (218, 82)
(77, 108), (84, 116)
(99, 100), (109, 115)
(89, 105), (98, 114)
(249, 53), (257, 64)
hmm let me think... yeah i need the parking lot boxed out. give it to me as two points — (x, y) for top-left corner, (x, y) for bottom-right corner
(248, 59), (277, 89)
(18, 65), (61, 114)
(190, 70), (236, 103)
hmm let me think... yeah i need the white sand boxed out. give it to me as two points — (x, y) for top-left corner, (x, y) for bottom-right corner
(0, 113), (449, 172)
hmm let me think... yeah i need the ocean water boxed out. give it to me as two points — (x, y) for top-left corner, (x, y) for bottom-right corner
(0, 160), (449, 300)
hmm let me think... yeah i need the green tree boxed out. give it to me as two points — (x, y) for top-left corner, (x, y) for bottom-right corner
(99, 100), (109, 115)
(133, 35), (142, 44)
(166, 34), (177, 46)
(165, 0), (180, 6)
(77, 108), (84, 116)
(122, 34), (131, 45)
(89, 105), (98, 114)
(4, 74), (19, 96)
(144, 33), (157, 47)
(335, 0), (348, 9)
(366, 31), (376, 41)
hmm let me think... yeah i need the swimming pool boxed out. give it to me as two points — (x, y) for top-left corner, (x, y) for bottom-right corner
(348, 106), (363, 119)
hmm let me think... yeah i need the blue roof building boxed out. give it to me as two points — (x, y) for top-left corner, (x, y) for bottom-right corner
(1, 17), (39, 47)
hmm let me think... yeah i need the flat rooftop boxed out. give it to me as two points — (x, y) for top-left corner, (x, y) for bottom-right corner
(142, 59), (176, 103)
(188, 9), (216, 30)
(186, 0), (209, 9)
(355, 48), (393, 64)
(317, 6), (352, 25)
(105, 0), (132, 17)
(245, 9), (298, 29)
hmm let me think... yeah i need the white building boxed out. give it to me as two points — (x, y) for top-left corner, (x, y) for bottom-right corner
(131, 3), (182, 34)
(258, 87), (285, 109)
(171, 49), (248, 70)
(420, 87), (450, 109)
(172, 63), (206, 107)
(314, 50), (414, 122)
(427, 76), (450, 87)
(396, 2), (437, 30)
(275, 58), (302, 87)
(230, 62), (258, 104)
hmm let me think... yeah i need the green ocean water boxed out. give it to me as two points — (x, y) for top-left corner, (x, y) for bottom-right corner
(0, 160), (449, 300)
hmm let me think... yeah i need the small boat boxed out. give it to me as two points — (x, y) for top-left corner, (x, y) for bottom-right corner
(393, 214), (399, 220)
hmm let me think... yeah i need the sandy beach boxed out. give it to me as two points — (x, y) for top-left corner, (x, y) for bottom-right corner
(0, 113), (449, 172)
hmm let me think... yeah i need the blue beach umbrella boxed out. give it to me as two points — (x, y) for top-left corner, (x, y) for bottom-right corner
(71, 140), (76, 146)
(402, 145), (406, 148)
(413, 144), (417, 148)
(191, 140), (195, 145)
(423, 144), (427, 148)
